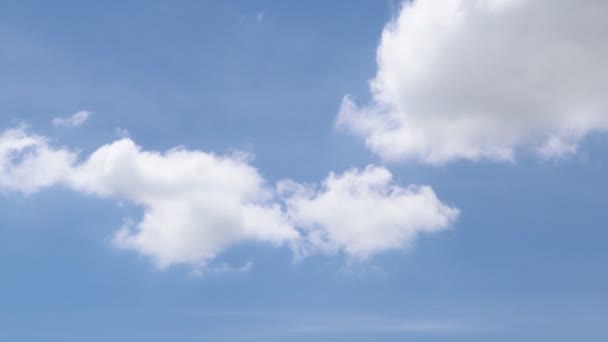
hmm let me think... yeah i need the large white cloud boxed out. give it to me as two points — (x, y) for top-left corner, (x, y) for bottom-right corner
(279, 166), (458, 259)
(338, 0), (608, 163)
(0, 127), (457, 269)
(0, 127), (297, 268)
(68, 139), (299, 268)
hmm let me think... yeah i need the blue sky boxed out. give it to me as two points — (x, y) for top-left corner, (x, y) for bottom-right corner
(2, 1), (608, 341)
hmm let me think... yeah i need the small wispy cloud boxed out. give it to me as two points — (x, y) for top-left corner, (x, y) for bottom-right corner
(115, 127), (130, 138)
(190, 261), (254, 277)
(213, 260), (253, 274)
(210, 313), (497, 340)
(283, 317), (489, 335)
(256, 11), (264, 22)
(52, 110), (91, 127)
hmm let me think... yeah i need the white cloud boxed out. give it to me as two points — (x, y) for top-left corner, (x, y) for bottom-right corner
(52, 110), (91, 127)
(338, 0), (608, 163)
(0, 127), (297, 268)
(0, 127), (76, 193)
(279, 166), (458, 259)
(68, 138), (298, 268)
(0, 127), (458, 269)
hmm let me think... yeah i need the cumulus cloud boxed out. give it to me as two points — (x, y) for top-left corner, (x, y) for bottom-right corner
(52, 110), (91, 127)
(69, 139), (298, 268)
(338, 0), (608, 163)
(0, 127), (457, 269)
(0, 127), (76, 193)
(0, 127), (297, 268)
(279, 166), (458, 259)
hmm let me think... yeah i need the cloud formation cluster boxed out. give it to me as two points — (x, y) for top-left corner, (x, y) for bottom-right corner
(8, 0), (606, 271)
(0, 127), (457, 268)
(338, 0), (608, 163)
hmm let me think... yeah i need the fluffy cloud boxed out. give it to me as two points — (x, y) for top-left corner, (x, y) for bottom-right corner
(279, 166), (458, 259)
(338, 0), (608, 163)
(0, 127), (457, 269)
(52, 110), (91, 127)
(68, 139), (298, 268)
(0, 127), (297, 268)
(0, 127), (75, 193)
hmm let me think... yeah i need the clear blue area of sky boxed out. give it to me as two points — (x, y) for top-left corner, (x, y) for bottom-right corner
(1, 1), (607, 341)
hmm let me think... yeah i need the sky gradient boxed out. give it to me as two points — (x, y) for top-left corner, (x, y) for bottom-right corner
(1, 1), (608, 341)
